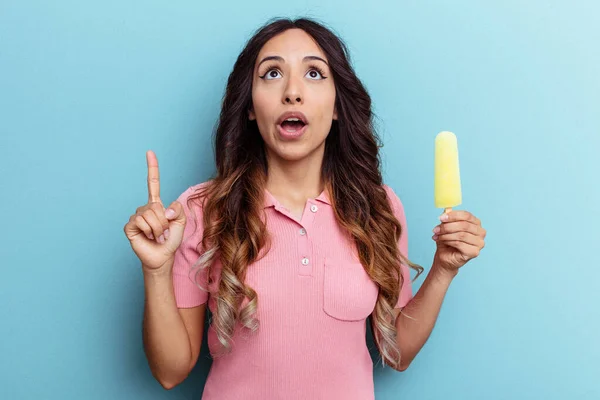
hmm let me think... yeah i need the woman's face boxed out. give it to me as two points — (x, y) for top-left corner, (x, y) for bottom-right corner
(250, 28), (337, 162)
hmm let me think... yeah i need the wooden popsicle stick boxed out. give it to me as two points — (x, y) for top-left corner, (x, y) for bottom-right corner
(444, 207), (452, 214)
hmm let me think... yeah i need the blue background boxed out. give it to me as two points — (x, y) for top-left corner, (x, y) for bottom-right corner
(1, 1), (598, 399)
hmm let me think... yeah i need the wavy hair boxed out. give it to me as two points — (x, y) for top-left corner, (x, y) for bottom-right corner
(186, 17), (424, 370)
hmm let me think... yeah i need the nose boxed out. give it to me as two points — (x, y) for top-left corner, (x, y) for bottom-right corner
(282, 75), (303, 105)
(284, 95), (302, 104)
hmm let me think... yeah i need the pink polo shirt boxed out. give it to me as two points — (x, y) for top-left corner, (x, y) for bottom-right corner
(172, 180), (413, 399)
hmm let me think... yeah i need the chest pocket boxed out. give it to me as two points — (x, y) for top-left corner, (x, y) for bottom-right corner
(323, 259), (379, 321)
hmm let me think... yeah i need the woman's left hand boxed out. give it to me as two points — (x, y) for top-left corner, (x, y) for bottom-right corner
(432, 210), (486, 274)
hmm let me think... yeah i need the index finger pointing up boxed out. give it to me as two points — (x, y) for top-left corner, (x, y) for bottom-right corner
(146, 150), (161, 204)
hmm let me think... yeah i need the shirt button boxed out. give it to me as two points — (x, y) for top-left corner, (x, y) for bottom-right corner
(301, 257), (309, 265)
(310, 205), (318, 213)
(299, 228), (306, 235)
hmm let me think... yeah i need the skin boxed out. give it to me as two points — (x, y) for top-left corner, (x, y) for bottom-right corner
(128, 28), (487, 379)
(249, 28), (338, 220)
(394, 209), (486, 370)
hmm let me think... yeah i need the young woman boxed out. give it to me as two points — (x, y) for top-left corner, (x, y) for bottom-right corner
(124, 17), (486, 400)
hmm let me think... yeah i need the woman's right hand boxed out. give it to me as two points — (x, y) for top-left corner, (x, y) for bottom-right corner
(123, 150), (187, 272)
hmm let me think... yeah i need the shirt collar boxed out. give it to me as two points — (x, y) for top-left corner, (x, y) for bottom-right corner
(263, 187), (331, 209)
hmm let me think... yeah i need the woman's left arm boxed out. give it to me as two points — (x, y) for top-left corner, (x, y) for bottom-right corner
(395, 210), (486, 371)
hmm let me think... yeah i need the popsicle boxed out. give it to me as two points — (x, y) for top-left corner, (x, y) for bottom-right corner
(434, 131), (462, 214)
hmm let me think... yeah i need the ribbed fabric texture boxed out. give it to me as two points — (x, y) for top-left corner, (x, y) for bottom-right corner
(171, 181), (413, 400)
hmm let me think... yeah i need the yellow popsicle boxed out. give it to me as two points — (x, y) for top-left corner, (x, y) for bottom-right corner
(434, 131), (462, 213)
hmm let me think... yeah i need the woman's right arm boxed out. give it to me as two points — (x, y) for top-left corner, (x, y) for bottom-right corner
(124, 151), (208, 389)
(142, 261), (207, 389)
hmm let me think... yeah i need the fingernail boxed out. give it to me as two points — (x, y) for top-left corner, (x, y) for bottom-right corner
(158, 235), (165, 244)
(165, 208), (175, 219)
(433, 235), (438, 240)
(148, 233), (154, 240)
(439, 214), (449, 221)
(164, 229), (170, 240)
(433, 226), (440, 234)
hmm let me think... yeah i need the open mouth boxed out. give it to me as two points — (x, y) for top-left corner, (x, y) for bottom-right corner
(280, 118), (306, 133)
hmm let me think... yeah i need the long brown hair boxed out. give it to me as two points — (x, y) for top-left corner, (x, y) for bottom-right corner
(186, 17), (424, 369)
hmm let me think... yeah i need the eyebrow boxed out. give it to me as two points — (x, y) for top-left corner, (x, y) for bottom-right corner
(257, 55), (329, 69)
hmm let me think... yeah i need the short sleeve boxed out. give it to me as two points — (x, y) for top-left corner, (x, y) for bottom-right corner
(172, 186), (210, 308)
(383, 185), (414, 309)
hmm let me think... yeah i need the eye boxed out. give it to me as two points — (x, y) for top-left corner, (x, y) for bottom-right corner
(259, 65), (328, 80)
(263, 68), (282, 80)
(306, 68), (324, 80)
